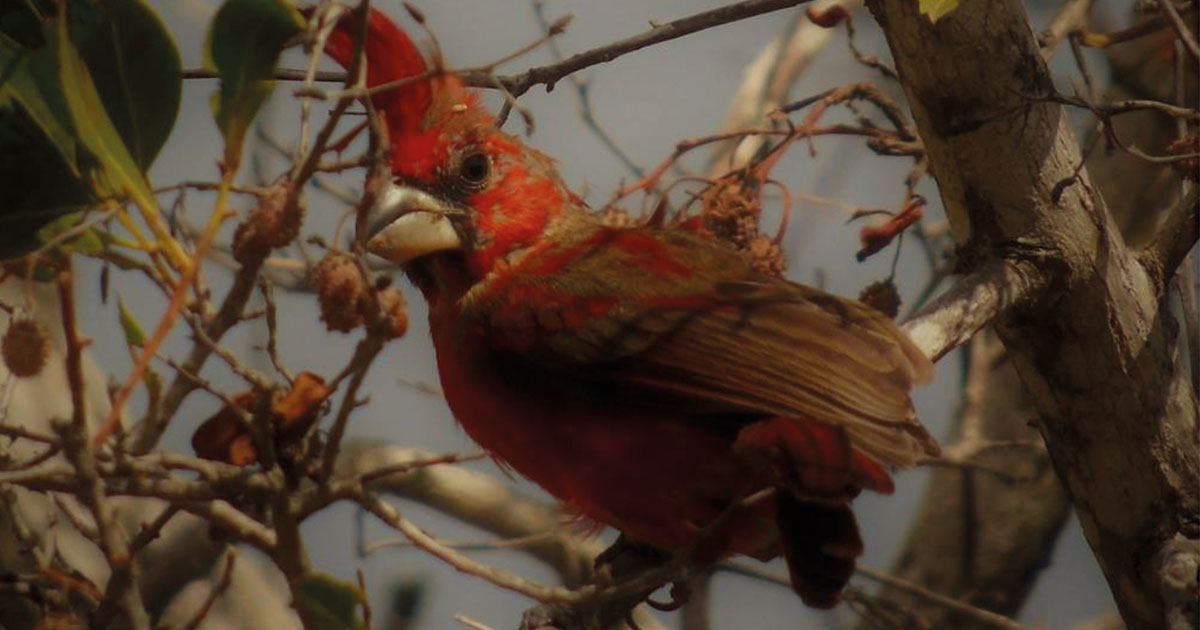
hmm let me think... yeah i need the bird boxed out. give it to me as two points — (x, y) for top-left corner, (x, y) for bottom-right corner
(312, 6), (938, 608)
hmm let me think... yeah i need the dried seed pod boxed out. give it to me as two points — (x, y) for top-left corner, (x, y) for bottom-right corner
(747, 235), (786, 278)
(2, 318), (49, 378)
(699, 181), (760, 249)
(375, 287), (409, 339)
(858, 279), (902, 319)
(232, 183), (304, 263)
(312, 251), (367, 332)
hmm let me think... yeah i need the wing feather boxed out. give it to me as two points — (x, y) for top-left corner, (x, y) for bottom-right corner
(460, 216), (938, 467)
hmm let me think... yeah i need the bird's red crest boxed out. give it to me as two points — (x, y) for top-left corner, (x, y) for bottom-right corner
(310, 7), (489, 183)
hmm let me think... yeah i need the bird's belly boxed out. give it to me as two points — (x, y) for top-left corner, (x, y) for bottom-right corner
(433, 337), (772, 553)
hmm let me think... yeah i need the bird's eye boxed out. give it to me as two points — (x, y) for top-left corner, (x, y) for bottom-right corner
(459, 153), (490, 185)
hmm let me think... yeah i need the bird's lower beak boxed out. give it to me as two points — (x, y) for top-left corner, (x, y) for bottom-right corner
(362, 183), (463, 265)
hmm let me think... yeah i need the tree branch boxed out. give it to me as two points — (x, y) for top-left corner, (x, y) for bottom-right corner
(57, 268), (149, 629)
(476, 0), (818, 97)
(901, 258), (1047, 362)
(1037, 0), (1095, 59)
(868, 0), (1199, 627)
(187, 0), (819, 100)
(1138, 186), (1199, 297)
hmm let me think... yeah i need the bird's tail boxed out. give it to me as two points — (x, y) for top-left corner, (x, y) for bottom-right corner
(732, 417), (888, 607)
(775, 493), (862, 608)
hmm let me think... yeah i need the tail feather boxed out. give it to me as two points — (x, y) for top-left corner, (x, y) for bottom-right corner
(735, 416), (896, 498)
(776, 494), (862, 608)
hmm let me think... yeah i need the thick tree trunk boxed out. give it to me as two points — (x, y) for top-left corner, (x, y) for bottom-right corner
(866, 1), (1200, 628)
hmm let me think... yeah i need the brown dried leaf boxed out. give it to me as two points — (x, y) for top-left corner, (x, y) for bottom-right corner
(274, 371), (331, 438)
(192, 392), (258, 465)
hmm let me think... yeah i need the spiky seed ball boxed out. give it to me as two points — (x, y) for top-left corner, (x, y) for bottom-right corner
(2, 319), (49, 378)
(232, 183), (304, 263)
(858, 279), (902, 320)
(312, 251), (367, 332)
(375, 287), (409, 339)
(700, 182), (761, 248)
(747, 235), (786, 278)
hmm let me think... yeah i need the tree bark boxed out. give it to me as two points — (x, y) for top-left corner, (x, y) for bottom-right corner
(866, 1), (1200, 628)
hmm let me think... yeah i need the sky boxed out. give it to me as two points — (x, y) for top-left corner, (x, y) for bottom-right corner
(72, 1), (1122, 628)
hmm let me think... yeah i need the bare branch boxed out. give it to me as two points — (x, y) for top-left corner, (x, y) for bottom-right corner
(1138, 186), (1199, 296)
(354, 489), (580, 603)
(720, 561), (1028, 630)
(1037, 0), (1095, 59)
(473, 0), (817, 97)
(870, 0), (1199, 625)
(901, 258), (1048, 362)
(1156, 0), (1200, 59)
(706, 0), (858, 175)
(56, 267), (149, 629)
(182, 549), (238, 630)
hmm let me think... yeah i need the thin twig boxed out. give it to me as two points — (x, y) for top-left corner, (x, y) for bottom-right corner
(1037, 0), (1095, 59)
(318, 333), (385, 482)
(297, 4), (349, 162)
(0, 423), (57, 445)
(1044, 92), (1200, 121)
(355, 489), (579, 603)
(482, 0), (817, 98)
(183, 549), (238, 630)
(454, 613), (498, 630)
(1138, 187), (1200, 297)
(529, 0), (643, 176)
(128, 504), (182, 554)
(1156, 0), (1200, 59)
(56, 265), (150, 629)
(356, 568), (373, 630)
(362, 529), (557, 557)
(855, 564), (1028, 630)
(259, 279), (294, 384)
(719, 561), (1028, 630)
(182, 68), (345, 82)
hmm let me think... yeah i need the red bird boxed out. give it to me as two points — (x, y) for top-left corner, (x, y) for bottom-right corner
(316, 8), (937, 608)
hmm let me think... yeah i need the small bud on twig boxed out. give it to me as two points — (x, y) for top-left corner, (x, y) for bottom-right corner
(403, 3), (426, 24)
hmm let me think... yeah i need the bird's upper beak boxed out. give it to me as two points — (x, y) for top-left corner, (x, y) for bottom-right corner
(362, 183), (464, 265)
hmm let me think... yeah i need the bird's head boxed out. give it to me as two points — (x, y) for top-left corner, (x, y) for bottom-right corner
(317, 8), (579, 288)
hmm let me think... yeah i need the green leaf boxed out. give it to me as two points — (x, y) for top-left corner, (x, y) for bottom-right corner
(0, 2), (171, 258)
(0, 99), (93, 256)
(0, 1), (50, 49)
(206, 0), (304, 170)
(51, 4), (156, 205)
(116, 293), (146, 346)
(0, 29), (96, 258)
(294, 573), (367, 630)
(918, 0), (961, 22)
(79, 0), (182, 171)
(0, 34), (84, 181)
(36, 212), (105, 255)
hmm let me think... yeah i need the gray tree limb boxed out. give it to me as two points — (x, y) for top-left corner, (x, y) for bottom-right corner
(866, 1), (1200, 628)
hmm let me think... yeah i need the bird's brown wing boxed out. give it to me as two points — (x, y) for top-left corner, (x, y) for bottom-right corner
(459, 220), (938, 467)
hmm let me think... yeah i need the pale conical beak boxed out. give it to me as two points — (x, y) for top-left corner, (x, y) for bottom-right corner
(363, 183), (463, 265)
